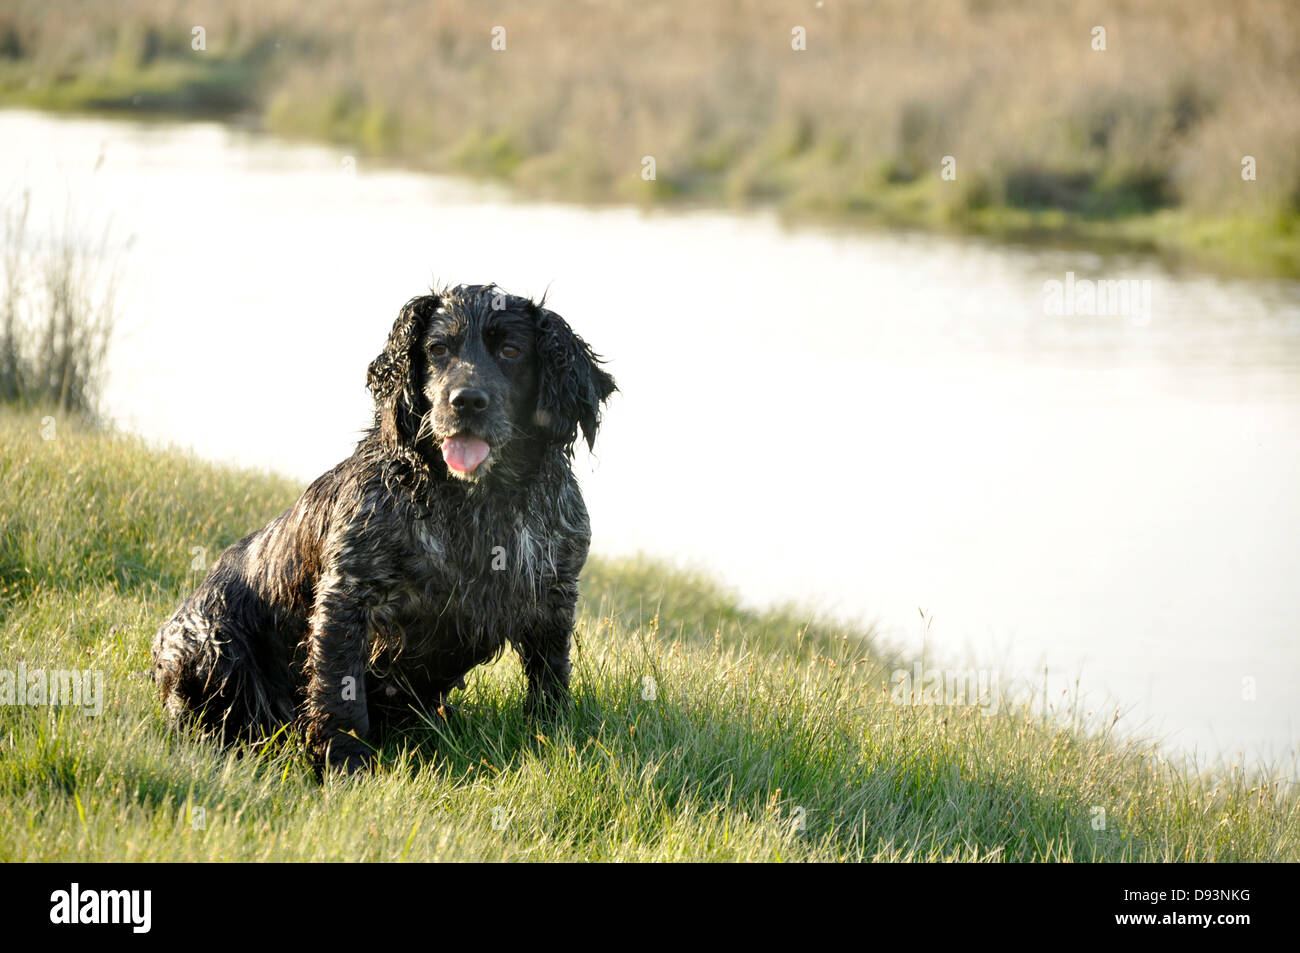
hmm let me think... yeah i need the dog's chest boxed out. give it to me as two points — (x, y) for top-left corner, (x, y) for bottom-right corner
(413, 506), (559, 587)
(374, 507), (562, 654)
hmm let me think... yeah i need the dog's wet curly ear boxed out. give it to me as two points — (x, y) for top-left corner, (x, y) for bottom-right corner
(532, 304), (617, 454)
(367, 294), (439, 450)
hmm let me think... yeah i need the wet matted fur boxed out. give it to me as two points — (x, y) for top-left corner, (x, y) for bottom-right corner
(151, 284), (616, 772)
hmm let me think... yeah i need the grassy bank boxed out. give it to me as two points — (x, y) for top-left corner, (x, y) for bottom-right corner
(2, 1), (1299, 277)
(0, 406), (1296, 861)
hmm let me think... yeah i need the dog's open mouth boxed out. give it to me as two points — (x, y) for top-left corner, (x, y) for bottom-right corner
(441, 433), (491, 474)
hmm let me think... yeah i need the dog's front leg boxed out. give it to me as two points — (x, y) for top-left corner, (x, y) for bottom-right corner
(302, 585), (373, 774)
(514, 590), (576, 719)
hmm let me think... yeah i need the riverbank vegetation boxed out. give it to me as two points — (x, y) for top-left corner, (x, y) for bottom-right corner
(0, 193), (118, 422)
(1, 0), (1298, 276)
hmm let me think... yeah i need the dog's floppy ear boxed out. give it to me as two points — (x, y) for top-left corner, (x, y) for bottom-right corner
(367, 294), (439, 451)
(532, 304), (617, 454)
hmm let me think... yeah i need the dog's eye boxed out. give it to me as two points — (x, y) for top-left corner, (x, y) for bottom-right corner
(499, 345), (520, 360)
(429, 342), (448, 357)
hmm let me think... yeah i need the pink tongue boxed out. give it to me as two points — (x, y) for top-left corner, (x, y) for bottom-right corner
(442, 435), (490, 473)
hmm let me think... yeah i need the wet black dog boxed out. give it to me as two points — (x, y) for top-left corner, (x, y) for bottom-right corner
(151, 284), (616, 772)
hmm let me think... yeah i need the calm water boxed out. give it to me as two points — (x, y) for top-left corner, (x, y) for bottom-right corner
(4, 109), (1298, 772)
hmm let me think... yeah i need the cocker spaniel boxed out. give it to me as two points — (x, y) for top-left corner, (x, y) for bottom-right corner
(151, 284), (616, 772)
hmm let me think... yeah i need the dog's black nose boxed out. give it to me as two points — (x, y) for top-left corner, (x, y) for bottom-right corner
(450, 388), (490, 412)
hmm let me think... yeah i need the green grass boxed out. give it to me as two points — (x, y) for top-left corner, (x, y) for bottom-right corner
(1, 406), (1296, 861)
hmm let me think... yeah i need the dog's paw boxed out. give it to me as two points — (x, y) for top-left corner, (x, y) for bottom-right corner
(525, 688), (573, 723)
(341, 749), (373, 775)
(320, 741), (373, 777)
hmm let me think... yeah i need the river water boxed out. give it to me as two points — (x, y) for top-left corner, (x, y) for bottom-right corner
(4, 109), (1297, 773)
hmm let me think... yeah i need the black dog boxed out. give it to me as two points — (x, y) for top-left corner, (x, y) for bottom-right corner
(151, 284), (616, 772)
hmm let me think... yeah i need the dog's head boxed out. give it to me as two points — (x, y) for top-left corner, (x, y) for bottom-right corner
(366, 284), (616, 482)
